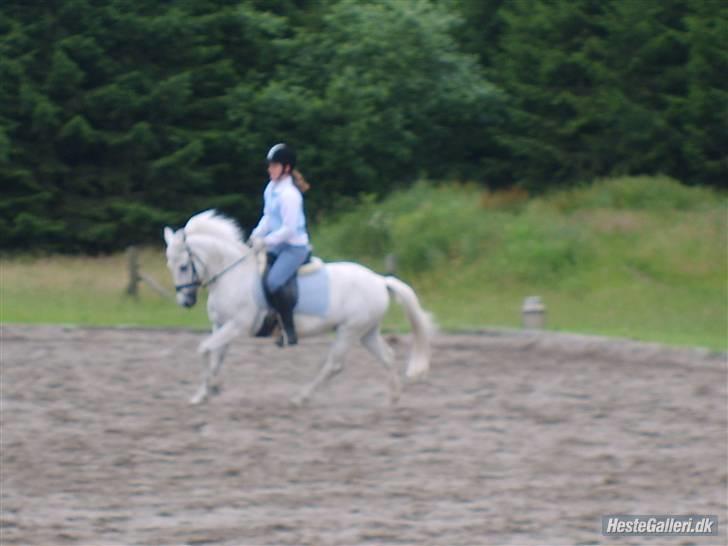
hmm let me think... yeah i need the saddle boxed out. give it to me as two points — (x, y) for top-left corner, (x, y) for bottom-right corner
(257, 253), (324, 277)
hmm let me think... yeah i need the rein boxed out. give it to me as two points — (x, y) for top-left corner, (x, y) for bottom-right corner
(175, 236), (249, 292)
(204, 253), (248, 287)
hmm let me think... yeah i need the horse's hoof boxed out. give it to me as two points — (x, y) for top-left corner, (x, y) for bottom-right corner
(290, 394), (307, 407)
(209, 384), (221, 396)
(189, 391), (208, 405)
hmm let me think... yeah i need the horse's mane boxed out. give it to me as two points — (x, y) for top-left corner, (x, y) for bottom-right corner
(184, 210), (245, 245)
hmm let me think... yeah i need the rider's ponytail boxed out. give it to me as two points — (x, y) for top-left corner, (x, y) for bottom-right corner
(292, 169), (310, 193)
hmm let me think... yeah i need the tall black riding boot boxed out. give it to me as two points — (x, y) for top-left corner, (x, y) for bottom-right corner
(254, 311), (278, 338)
(270, 287), (298, 346)
(255, 252), (280, 339)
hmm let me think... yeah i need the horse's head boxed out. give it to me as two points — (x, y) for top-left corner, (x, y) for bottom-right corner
(164, 226), (201, 308)
(165, 211), (253, 309)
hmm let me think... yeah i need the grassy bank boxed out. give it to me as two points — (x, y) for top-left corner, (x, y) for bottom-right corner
(2, 176), (726, 349)
(313, 176), (727, 350)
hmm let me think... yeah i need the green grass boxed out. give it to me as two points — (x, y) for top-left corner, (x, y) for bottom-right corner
(1, 250), (209, 329)
(2, 176), (726, 350)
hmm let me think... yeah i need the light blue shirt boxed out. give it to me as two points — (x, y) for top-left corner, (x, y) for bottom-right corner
(251, 175), (309, 247)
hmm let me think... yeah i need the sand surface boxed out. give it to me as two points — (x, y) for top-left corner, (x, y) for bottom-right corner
(1, 325), (726, 545)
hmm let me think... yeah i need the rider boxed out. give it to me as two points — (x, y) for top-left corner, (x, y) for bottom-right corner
(249, 143), (311, 346)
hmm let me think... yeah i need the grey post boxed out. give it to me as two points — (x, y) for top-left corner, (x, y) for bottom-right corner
(522, 296), (546, 329)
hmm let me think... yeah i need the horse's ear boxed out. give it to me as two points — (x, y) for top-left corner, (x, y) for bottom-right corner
(163, 227), (174, 246)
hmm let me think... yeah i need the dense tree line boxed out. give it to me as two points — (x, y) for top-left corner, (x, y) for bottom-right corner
(1, 0), (725, 252)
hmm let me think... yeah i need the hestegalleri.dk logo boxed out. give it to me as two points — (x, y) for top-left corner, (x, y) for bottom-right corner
(602, 515), (718, 536)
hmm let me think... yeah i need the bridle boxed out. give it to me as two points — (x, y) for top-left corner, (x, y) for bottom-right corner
(174, 235), (249, 293)
(174, 242), (204, 293)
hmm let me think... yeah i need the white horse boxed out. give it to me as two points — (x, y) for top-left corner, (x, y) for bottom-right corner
(163, 210), (434, 405)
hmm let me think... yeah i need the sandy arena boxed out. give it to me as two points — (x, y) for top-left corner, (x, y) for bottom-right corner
(1, 325), (726, 545)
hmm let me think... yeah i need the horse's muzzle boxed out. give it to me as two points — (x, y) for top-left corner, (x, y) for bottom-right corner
(178, 291), (197, 308)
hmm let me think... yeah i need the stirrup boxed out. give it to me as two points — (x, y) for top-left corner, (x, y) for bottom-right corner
(284, 328), (298, 346)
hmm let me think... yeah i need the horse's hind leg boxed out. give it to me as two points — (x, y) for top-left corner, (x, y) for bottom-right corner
(292, 326), (358, 406)
(362, 326), (401, 405)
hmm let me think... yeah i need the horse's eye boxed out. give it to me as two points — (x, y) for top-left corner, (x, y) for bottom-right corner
(180, 264), (189, 273)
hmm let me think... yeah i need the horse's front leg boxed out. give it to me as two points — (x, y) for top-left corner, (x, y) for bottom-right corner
(190, 320), (242, 405)
(190, 344), (228, 405)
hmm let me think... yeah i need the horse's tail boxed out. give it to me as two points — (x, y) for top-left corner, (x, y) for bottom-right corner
(384, 276), (436, 379)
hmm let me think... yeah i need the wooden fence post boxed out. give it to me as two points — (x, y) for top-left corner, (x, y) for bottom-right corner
(126, 245), (175, 300)
(126, 246), (140, 298)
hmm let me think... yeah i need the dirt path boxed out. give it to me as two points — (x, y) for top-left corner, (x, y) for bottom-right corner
(1, 325), (726, 545)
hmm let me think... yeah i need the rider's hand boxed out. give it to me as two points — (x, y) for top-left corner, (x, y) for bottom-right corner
(249, 237), (266, 252)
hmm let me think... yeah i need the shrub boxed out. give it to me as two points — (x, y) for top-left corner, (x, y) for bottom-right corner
(550, 175), (722, 212)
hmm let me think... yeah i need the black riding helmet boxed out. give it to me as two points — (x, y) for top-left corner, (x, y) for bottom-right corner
(266, 143), (296, 170)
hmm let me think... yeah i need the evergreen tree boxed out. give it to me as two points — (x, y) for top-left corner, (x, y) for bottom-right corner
(1, 1), (286, 251)
(487, 0), (727, 189)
